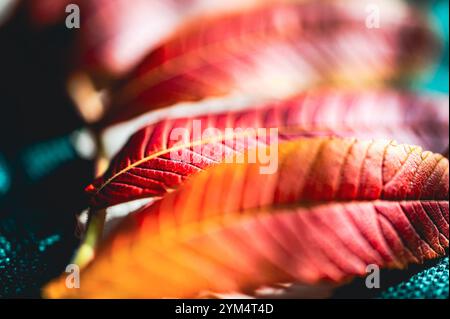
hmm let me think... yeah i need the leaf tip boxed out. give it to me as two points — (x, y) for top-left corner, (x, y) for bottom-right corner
(85, 184), (96, 193)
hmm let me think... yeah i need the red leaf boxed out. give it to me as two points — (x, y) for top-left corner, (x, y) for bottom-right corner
(89, 90), (449, 209)
(77, 0), (291, 76)
(101, 1), (437, 126)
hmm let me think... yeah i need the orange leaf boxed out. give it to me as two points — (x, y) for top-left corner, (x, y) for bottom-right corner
(44, 138), (449, 298)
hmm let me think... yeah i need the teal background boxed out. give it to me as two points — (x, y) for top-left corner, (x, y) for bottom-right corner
(419, 0), (449, 94)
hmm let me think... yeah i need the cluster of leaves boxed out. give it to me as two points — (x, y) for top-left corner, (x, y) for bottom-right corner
(2, 0), (449, 298)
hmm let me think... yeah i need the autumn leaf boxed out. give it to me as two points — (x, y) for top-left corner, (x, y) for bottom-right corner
(76, 0), (290, 77)
(88, 90), (449, 210)
(101, 1), (437, 126)
(45, 138), (449, 298)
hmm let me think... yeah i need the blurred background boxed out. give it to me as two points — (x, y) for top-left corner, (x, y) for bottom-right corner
(0, 0), (448, 298)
